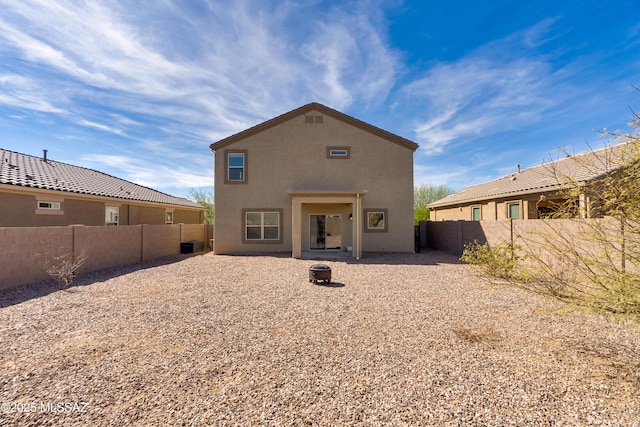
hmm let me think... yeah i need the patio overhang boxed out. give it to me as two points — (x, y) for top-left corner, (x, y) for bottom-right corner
(288, 190), (368, 259)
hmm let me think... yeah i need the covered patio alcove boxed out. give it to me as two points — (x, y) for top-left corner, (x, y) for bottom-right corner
(288, 190), (367, 259)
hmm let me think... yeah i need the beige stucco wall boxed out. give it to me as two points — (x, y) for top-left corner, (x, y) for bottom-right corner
(0, 189), (203, 227)
(430, 195), (556, 222)
(213, 108), (415, 255)
(0, 223), (209, 291)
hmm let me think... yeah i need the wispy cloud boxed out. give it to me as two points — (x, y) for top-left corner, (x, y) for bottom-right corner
(401, 19), (572, 153)
(0, 74), (67, 114)
(302, 5), (398, 109)
(79, 154), (211, 190)
(0, 0), (400, 194)
(0, 1), (399, 131)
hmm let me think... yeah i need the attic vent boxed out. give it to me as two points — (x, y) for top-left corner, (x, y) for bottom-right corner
(304, 115), (324, 124)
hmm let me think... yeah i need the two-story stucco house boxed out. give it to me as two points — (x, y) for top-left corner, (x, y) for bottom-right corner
(209, 102), (419, 258)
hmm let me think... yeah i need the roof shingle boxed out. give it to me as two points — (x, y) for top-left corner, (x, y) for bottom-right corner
(429, 143), (630, 208)
(0, 148), (203, 209)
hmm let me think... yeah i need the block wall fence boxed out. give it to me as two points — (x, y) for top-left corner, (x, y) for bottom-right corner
(425, 218), (632, 272)
(0, 224), (215, 291)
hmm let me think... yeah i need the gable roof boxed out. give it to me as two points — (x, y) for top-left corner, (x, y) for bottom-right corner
(209, 102), (419, 151)
(429, 143), (630, 208)
(0, 148), (203, 209)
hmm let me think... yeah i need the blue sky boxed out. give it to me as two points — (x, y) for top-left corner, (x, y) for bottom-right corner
(0, 0), (638, 200)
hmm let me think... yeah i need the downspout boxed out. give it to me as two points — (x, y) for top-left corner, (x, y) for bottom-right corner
(356, 193), (361, 259)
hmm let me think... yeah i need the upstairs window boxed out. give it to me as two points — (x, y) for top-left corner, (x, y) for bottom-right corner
(327, 146), (350, 159)
(165, 211), (174, 224)
(225, 150), (248, 183)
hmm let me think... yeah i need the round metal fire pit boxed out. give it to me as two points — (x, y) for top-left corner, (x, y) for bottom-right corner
(309, 264), (331, 285)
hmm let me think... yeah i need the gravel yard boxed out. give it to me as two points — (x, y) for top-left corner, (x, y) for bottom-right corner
(1, 250), (639, 426)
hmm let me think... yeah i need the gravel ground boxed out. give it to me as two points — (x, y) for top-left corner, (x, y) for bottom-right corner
(0, 250), (639, 426)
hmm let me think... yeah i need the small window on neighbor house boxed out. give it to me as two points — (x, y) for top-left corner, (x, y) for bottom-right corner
(364, 208), (388, 232)
(327, 146), (350, 159)
(471, 206), (481, 221)
(507, 202), (520, 220)
(38, 201), (60, 210)
(165, 211), (174, 224)
(105, 206), (120, 226)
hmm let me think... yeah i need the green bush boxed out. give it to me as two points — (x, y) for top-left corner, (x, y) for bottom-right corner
(589, 271), (640, 316)
(460, 241), (520, 280)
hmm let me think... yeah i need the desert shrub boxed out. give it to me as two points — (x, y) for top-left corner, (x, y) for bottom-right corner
(460, 241), (521, 280)
(38, 247), (88, 290)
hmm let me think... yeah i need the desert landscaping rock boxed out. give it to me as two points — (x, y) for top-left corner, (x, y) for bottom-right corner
(1, 251), (638, 426)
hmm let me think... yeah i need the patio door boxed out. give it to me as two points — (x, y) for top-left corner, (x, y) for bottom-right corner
(310, 214), (342, 250)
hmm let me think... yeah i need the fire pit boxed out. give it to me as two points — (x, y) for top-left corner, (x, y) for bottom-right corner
(309, 264), (331, 285)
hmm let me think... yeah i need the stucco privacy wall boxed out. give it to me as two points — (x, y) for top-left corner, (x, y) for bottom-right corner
(427, 219), (634, 272)
(213, 107), (415, 254)
(75, 226), (143, 274)
(0, 224), (213, 291)
(142, 225), (181, 261)
(0, 226), (73, 289)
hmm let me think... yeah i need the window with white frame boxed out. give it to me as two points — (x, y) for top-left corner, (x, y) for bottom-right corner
(471, 205), (481, 221)
(226, 150), (247, 183)
(36, 200), (64, 216)
(364, 208), (388, 232)
(243, 210), (282, 242)
(165, 211), (174, 224)
(105, 206), (120, 226)
(326, 146), (350, 159)
(38, 201), (61, 210)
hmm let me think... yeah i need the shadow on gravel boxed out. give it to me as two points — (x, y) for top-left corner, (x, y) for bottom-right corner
(344, 249), (463, 266)
(310, 281), (346, 288)
(237, 249), (462, 266)
(0, 253), (205, 309)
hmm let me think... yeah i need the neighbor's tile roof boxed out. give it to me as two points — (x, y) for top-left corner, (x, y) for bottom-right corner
(0, 148), (203, 209)
(429, 143), (630, 208)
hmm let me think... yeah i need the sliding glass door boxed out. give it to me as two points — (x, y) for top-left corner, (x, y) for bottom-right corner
(310, 214), (342, 250)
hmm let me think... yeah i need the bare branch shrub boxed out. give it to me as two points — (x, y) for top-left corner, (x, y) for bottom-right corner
(37, 246), (88, 290)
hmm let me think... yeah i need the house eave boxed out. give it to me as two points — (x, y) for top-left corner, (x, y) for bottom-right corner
(210, 103), (419, 152)
(428, 185), (569, 209)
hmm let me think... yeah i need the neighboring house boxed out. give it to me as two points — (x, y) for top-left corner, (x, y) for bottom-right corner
(429, 143), (629, 221)
(0, 148), (205, 227)
(209, 102), (419, 258)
